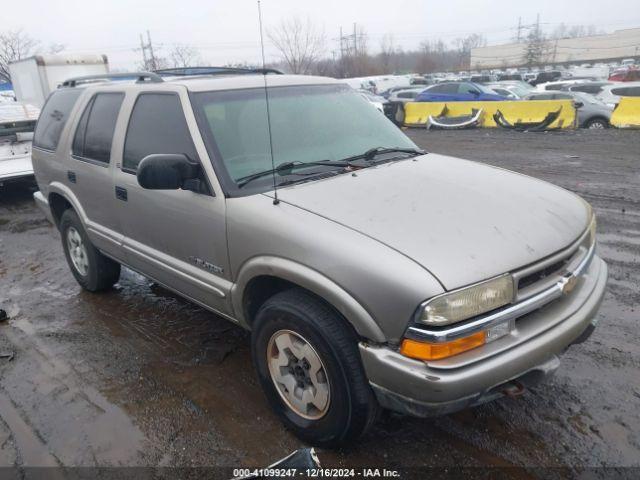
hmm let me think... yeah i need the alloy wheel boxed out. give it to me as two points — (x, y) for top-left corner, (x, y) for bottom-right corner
(66, 227), (89, 276)
(267, 329), (331, 420)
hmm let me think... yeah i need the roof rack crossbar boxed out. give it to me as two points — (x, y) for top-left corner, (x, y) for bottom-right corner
(60, 72), (164, 88)
(153, 66), (283, 77)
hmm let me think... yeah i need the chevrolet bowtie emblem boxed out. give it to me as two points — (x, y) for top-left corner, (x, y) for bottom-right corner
(559, 274), (578, 295)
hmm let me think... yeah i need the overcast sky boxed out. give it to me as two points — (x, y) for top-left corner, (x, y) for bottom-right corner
(5, 0), (640, 69)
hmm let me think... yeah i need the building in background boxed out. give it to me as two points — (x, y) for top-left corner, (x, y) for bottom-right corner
(471, 28), (640, 69)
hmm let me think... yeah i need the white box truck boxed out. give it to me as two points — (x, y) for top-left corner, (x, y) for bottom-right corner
(8, 54), (109, 107)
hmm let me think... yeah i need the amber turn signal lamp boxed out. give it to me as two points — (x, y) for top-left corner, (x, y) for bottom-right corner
(400, 331), (486, 361)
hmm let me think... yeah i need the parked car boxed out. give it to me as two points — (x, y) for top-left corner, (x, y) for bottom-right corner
(609, 68), (640, 82)
(497, 73), (524, 81)
(536, 78), (598, 92)
(31, 70), (607, 446)
(0, 102), (40, 183)
(357, 90), (388, 113)
(415, 82), (508, 102)
(563, 81), (613, 95)
(486, 82), (531, 100)
(529, 71), (562, 86)
(487, 86), (520, 100)
(469, 74), (495, 84)
(387, 87), (426, 103)
(525, 91), (612, 129)
(595, 82), (640, 108)
(380, 85), (426, 99)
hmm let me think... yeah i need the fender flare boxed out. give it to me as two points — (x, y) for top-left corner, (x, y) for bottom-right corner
(494, 107), (562, 132)
(428, 108), (483, 130)
(231, 256), (387, 343)
(46, 181), (89, 225)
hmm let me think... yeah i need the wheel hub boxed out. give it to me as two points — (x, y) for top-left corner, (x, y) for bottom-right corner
(66, 227), (89, 276)
(267, 330), (330, 420)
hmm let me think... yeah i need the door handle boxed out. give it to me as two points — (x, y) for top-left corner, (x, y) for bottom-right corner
(115, 186), (128, 201)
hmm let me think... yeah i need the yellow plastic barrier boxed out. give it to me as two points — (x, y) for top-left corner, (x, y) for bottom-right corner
(403, 103), (448, 126)
(610, 97), (640, 129)
(404, 100), (577, 129)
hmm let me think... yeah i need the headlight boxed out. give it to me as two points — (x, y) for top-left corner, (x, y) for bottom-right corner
(418, 274), (514, 326)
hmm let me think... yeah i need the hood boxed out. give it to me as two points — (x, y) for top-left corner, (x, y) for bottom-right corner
(275, 154), (590, 290)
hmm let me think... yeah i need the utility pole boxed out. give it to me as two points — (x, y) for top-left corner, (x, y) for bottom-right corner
(353, 23), (358, 56)
(147, 30), (157, 70)
(517, 17), (522, 43)
(139, 34), (148, 68)
(139, 30), (158, 70)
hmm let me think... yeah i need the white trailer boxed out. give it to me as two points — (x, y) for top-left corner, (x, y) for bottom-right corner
(8, 54), (109, 107)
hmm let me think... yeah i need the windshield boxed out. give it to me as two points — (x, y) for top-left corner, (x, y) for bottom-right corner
(191, 84), (417, 196)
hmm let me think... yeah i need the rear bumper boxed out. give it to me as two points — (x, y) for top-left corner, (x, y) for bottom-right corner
(359, 255), (608, 417)
(33, 191), (55, 224)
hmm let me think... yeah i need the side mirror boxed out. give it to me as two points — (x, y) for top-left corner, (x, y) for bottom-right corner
(574, 101), (584, 108)
(468, 89), (480, 96)
(137, 154), (200, 191)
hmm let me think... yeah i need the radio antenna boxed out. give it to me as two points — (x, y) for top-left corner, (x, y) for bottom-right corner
(257, 0), (279, 205)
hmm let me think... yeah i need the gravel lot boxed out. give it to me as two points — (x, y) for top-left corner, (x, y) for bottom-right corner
(0, 128), (638, 478)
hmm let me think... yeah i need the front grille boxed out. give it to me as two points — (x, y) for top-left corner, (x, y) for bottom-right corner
(513, 230), (591, 301)
(518, 257), (570, 290)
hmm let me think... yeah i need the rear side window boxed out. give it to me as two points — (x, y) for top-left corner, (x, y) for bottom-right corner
(398, 91), (417, 99)
(528, 94), (553, 100)
(611, 87), (640, 96)
(430, 84), (457, 94)
(33, 89), (82, 151)
(72, 93), (124, 163)
(123, 93), (198, 172)
(572, 85), (603, 94)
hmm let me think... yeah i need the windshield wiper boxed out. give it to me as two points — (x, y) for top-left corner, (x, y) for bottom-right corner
(236, 160), (351, 188)
(340, 147), (426, 163)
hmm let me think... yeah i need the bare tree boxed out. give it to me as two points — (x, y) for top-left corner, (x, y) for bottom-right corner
(454, 33), (486, 69)
(379, 34), (396, 72)
(268, 17), (325, 74)
(0, 30), (39, 83)
(169, 44), (202, 68)
(551, 24), (601, 40)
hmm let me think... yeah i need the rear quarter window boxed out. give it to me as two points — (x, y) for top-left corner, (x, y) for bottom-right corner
(33, 89), (82, 151)
(72, 92), (124, 163)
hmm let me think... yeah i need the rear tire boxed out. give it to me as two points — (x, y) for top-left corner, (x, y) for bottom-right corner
(60, 209), (120, 292)
(251, 289), (379, 447)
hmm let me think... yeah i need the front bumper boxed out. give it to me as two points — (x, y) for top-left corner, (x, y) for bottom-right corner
(359, 255), (608, 417)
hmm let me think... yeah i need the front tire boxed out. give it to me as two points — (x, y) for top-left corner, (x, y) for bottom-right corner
(585, 118), (608, 129)
(60, 209), (120, 292)
(251, 289), (379, 447)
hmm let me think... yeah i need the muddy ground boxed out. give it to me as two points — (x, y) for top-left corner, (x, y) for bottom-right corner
(0, 129), (638, 478)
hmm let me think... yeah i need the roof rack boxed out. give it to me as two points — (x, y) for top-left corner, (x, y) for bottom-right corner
(153, 66), (284, 77)
(60, 72), (163, 88)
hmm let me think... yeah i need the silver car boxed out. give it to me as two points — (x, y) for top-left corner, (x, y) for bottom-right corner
(31, 70), (608, 447)
(525, 91), (613, 129)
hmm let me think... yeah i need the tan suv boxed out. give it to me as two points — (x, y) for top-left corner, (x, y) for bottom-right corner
(32, 69), (608, 446)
